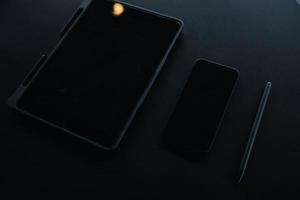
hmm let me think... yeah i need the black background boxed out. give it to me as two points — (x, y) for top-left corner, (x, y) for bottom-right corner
(1, 0), (300, 199)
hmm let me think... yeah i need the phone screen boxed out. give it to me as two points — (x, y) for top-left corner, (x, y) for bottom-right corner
(16, 0), (182, 149)
(164, 59), (239, 155)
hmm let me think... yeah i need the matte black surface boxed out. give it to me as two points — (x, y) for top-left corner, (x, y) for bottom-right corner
(1, 0), (300, 199)
(164, 59), (238, 155)
(14, 0), (182, 149)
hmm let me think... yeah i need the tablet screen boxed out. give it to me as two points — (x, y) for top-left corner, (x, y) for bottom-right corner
(17, 0), (182, 148)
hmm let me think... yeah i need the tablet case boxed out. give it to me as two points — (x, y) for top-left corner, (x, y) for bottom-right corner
(8, 0), (183, 150)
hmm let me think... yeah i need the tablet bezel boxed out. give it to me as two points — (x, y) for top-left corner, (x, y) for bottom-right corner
(8, 0), (184, 150)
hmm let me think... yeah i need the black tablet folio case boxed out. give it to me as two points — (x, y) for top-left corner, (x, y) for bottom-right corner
(8, 0), (183, 150)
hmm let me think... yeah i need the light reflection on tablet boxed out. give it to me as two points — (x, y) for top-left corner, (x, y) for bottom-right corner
(112, 3), (125, 16)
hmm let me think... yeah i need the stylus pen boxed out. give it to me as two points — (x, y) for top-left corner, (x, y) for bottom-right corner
(237, 82), (272, 184)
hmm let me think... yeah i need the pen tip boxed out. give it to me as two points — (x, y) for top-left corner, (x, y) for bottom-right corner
(236, 170), (245, 184)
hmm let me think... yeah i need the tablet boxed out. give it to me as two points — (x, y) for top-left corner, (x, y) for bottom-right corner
(8, 0), (183, 150)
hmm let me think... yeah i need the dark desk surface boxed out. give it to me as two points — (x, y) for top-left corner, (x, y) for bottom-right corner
(1, 0), (300, 199)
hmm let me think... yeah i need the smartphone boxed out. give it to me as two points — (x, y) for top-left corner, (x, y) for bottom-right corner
(163, 59), (239, 156)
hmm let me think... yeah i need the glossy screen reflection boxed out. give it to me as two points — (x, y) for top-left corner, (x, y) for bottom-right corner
(112, 3), (125, 16)
(17, 1), (182, 149)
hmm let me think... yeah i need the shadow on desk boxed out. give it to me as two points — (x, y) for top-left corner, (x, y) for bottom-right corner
(9, 110), (117, 165)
